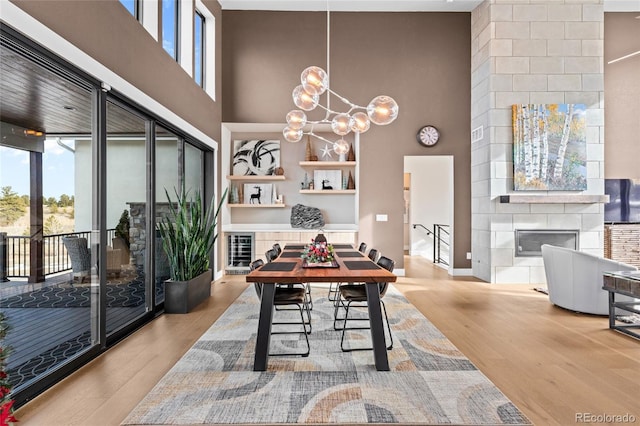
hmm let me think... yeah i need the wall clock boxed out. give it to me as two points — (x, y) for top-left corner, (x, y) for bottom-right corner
(417, 125), (440, 147)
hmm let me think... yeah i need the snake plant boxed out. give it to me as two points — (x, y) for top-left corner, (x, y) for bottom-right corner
(158, 186), (227, 282)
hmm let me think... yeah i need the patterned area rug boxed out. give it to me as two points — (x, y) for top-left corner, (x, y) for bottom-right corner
(122, 286), (531, 425)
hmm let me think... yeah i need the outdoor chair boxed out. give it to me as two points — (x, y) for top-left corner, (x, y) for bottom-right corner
(62, 236), (91, 283)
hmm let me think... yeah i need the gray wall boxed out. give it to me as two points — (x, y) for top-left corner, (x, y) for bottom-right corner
(222, 11), (472, 269)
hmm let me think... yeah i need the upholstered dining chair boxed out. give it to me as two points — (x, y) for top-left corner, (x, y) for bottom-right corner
(331, 248), (381, 309)
(62, 236), (92, 283)
(267, 246), (313, 310)
(334, 255), (395, 352)
(250, 259), (311, 357)
(367, 248), (380, 263)
(265, 248), (279, 263)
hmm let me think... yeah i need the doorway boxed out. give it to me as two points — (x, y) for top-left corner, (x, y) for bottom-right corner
(404, 156), (454, 274)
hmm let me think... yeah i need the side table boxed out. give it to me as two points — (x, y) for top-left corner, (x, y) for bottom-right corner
(602, 271), (640, 340)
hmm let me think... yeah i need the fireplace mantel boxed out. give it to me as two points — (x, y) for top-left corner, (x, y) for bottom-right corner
(499, 194), (609, 204)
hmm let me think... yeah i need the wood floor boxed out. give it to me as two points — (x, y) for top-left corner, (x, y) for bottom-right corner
(15, 256), (640, 425)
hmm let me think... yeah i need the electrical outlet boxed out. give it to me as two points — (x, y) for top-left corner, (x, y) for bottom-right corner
(376, 214), (388, 222)
(466, 252), (472, 260)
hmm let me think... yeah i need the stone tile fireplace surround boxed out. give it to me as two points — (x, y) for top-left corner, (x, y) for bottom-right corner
(470, 0), (607, 284)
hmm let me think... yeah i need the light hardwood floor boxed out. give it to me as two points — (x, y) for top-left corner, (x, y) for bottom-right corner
(15, 256), (640, 425)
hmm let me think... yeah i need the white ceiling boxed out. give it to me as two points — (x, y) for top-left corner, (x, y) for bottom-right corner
(218, 0), (640, 12)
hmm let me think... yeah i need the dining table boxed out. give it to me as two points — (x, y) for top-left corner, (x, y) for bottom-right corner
(245, 244), (397, 371)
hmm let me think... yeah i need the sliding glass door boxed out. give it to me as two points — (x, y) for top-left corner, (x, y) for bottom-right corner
(105, 100), (149, 334)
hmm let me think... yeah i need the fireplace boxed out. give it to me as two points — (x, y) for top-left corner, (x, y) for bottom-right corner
(515, 229), (579, 257)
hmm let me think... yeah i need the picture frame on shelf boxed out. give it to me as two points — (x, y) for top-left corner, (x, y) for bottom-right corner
(233, 139), (280, 176)
(243, 183), (274, 204)
(314, 170), (341, 191)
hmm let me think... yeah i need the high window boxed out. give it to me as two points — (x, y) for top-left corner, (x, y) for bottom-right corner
(194, 10), (205, 88)
(119, 0), (139, 20)
(162, 0), (179, 60)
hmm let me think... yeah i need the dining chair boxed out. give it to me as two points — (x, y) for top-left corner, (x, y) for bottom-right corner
(250, 259), (311, 357)
(271, 243), (314, 310)
(334, 256), (395, 352)
(367, 248), (380, 263)
(273, 243), (282, 255)
(331, 248), (381, 312)
(265, 248), (279, 263)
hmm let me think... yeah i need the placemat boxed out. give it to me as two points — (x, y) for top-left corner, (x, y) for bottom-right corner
(332, 244), (354, 249)
(259, 262), (296, 272)
(344, 261), (381, 270)
(336, 251), (364, 257)
(284, 244), (305, 250)
(279, 251), (302, 258)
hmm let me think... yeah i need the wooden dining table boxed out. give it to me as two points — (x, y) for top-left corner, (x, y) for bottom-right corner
(245, 244), (397, 371)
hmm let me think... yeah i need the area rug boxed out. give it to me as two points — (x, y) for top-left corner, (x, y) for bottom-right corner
(122, 286), (531, 425)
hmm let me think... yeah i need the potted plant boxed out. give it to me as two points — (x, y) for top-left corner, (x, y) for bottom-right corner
(113, 209), (131, 265)
(158, 186), (227, 313)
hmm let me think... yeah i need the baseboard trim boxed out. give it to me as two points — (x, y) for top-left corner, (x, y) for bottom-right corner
(452, 268), (473, 276)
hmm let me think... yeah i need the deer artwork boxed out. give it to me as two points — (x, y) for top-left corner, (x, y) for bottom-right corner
(322, 179), (333, 190)
(250, 186), (262, 204)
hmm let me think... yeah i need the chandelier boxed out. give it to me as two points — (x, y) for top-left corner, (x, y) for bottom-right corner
(282, 7), (399, 157)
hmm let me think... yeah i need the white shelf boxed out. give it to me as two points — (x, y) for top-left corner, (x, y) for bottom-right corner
(299, 189), (356, 194)
(299, 161), (356, 167)
(227, 175), (286, 181)
(228, 204), (286, 208)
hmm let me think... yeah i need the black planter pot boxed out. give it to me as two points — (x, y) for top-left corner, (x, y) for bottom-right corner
(164, 269), (212, 314)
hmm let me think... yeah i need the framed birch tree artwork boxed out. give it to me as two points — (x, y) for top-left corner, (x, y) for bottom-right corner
(512, 104), (587, 191)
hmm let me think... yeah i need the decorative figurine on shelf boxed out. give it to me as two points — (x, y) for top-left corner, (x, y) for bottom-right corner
(229, 184), (239, 204)
(305, 136), (314, 161)
(275, 167), (284, 175)
(342, 176), (348, 190)
(301, 172), (310, 190)
(320, 143), (333, 160)
(347, 143), (356, 162)
(309, 180), (314, 190)
(347, 171), (355, 190)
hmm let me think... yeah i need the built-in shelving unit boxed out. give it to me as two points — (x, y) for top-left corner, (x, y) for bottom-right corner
(299, 161), (356, 167)
(227, 175), (286, 181)
(299, 189), (356, 194)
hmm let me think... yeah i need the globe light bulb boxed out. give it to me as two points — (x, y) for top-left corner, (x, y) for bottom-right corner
(333, 139), (350, 155)
(331, 113), (351, 136)
(292, 85), (320, 111)
(283, 126), (303, 142)
(286, 110), (307, 130)
(300, 66), (328, 96)
(367, 95), (399, 125)
(349, 111), (371, 133)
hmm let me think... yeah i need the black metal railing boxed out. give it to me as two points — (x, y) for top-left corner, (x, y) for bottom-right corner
(412, 223), (450, 266)
(0, 229), (116, 279)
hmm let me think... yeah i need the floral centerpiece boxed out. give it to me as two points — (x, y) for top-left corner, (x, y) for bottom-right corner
(301, 239), (335, 267)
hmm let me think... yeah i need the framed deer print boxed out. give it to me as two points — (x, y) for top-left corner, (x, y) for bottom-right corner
(512, 104), (587, 191)
(243, 183), (273, 205)
(313, 170), (341, 191)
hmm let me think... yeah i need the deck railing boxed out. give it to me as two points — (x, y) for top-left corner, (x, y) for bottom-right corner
(0, 230), (116, 279)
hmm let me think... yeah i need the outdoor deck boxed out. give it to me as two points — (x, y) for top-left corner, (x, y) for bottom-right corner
(0, 270), (157, 390)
